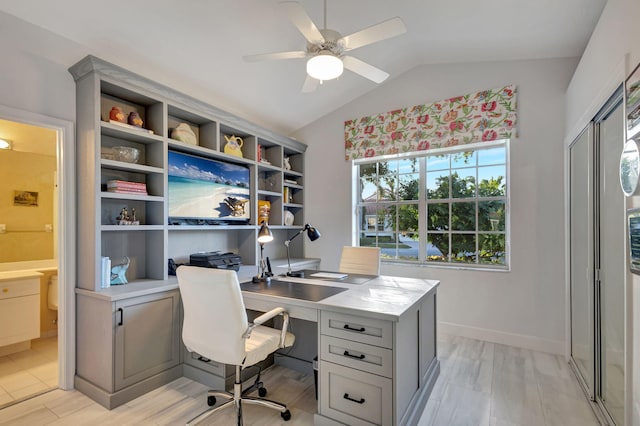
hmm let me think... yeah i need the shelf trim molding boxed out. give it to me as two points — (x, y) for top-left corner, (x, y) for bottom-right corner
(69, 55), (307, 153)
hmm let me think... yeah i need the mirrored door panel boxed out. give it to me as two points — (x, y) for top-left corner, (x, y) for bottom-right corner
(597, 101), (625, 425)
(570, 124), (595, 397)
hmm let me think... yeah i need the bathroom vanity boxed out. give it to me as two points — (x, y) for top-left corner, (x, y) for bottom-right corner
(0, 271), (42, 354)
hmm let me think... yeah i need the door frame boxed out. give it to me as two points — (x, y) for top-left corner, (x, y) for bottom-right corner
(0, 104), (76, 390)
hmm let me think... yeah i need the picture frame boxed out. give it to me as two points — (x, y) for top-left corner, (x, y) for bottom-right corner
(13, 190), (38, 206)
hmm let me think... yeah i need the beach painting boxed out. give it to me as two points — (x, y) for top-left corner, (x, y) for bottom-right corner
(168, 151), (250, 221)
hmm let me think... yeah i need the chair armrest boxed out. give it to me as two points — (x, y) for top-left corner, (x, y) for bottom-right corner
(254, 307), (285, 325)
(244, 307), (290, 348)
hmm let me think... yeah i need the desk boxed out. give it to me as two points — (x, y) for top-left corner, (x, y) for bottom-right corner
(75, 268), (439, 424)
(239, 274), (440, 426)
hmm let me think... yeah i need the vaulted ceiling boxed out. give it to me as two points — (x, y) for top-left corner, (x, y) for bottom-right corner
(0, 0), (607, 135)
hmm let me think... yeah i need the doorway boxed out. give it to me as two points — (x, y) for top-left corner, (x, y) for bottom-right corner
(569, 89), (625, 425)
(0, 105), (75, 406)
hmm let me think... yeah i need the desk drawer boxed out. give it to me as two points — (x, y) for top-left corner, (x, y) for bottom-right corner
(185, 350), (226, 377)
(320, 335), (392, 378)
(320, 360), (392, 426)
(320, 311), (392, 349)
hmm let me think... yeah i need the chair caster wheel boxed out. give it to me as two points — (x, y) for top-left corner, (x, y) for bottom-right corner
(258, 387), (267, 397)
(207, 396), (216, 406)
(281, 409), (291, 421)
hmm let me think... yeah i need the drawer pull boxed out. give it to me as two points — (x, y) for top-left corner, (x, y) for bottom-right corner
(197, 356), (211, 363)
(343, 350), (365, 360)
(2, 288), (7, 293)
(343, 393), (365, 404)
(343, 324), (365, 332)
(117, 308), (124, 326)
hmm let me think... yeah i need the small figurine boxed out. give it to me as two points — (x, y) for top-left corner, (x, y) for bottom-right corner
(109, 106), (125, 123)
(224, 196), (249, 216)
(117, 207), (131, 225)
(128, 111), (143, 128)
(284, 157), (292, 170)
(110, 256), (130, 285)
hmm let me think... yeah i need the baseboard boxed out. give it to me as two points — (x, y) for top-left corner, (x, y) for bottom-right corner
(75, 365), (183, 409)
(438, 321), (565, 355)
(40, 330), (58, 339)
(0, 341), (30, 356)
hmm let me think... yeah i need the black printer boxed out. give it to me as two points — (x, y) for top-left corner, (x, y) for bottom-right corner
(189, 251), (241, 271)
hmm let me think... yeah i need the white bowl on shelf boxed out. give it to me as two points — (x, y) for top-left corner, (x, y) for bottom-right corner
(112, 146), (140, 164)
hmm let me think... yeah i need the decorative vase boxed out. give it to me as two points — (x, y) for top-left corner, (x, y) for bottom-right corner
(284, 210), (295, 226)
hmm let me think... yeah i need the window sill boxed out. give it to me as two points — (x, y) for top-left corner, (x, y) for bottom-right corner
(381, 259), (510, 273)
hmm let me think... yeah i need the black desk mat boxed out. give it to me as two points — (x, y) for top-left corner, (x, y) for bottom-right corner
(241, 279), (347, 302)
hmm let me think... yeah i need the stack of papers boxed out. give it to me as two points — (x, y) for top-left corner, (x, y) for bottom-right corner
(310, 272), (348, 279)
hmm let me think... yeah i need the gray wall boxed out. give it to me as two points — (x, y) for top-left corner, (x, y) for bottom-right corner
(294, 57), (579, 354)
(0, 11), (81, 122)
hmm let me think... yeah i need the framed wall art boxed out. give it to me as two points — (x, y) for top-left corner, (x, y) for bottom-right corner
(13, 190), (38, 206)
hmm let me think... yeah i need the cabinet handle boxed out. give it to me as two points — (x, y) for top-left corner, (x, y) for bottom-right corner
(117, 308), (123, 326)
(343, 324), (365, 332)
(343, 393), (365, 404)
(343, 350), (365, 360)
(197, 356), (211, 363)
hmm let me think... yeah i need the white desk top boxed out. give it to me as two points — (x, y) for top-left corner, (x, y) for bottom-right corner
(242, 274), (439, 322)
(76, 267), (439, 322)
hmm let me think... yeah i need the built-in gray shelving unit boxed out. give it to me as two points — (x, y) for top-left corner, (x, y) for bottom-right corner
(70, 55), (308, 292)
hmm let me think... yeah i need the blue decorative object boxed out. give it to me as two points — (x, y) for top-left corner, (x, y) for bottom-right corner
(110, 257), (130, 285)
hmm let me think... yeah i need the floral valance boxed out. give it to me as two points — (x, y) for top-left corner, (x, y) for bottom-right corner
(344, 84), (517, 160)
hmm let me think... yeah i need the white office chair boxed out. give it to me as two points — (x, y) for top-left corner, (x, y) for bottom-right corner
(338, 246), (381, 275)
(177, 266), (295, 425)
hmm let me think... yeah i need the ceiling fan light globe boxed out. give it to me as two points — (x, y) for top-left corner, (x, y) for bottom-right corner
(306, 52), (343, 81)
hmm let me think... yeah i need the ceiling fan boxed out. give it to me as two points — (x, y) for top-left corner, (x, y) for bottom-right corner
(243, 1), (407, 92)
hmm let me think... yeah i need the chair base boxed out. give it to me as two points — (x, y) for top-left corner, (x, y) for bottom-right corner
(186, 365), (291, 426)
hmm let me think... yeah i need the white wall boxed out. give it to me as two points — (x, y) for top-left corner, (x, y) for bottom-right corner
(294, 57), (579, 354)
(565, 0), (640, 424)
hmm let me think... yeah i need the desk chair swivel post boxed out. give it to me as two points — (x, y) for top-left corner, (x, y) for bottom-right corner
(177, 266), (295, 425)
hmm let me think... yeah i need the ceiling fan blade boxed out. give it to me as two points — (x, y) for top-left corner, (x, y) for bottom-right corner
(342, 56), (389, 84)
(341, 17), (406, 51)
(280, 1), (324, 44)
(243, 51), (307, 62)
(301, 75), (319, 93)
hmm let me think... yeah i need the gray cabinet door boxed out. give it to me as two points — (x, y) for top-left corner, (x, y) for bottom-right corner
(114, 291), (180, 390)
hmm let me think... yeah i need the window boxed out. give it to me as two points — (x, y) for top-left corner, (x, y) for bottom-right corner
(356, 142), (508, 269)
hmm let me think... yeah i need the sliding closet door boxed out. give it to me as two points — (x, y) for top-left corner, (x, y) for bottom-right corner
(596, 100), (624, 425)
(569, 125), (595, 398)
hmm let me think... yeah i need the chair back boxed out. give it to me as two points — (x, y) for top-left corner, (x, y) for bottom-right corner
(177, 266), (249, 365)
(338, 246), (381, 275)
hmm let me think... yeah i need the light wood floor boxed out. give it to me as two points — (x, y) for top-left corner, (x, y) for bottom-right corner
(0, 337), (58, 407)
(0, 334), (601, 425)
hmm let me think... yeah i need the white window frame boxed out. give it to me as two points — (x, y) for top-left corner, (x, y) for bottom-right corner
(353, 140), (510, 271)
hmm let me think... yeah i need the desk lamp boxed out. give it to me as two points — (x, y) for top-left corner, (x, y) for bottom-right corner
(285, 224), (321, 277)
(253, 222), (274, 283)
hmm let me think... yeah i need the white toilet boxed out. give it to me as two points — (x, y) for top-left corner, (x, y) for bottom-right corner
(48, 275), (58, 310)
